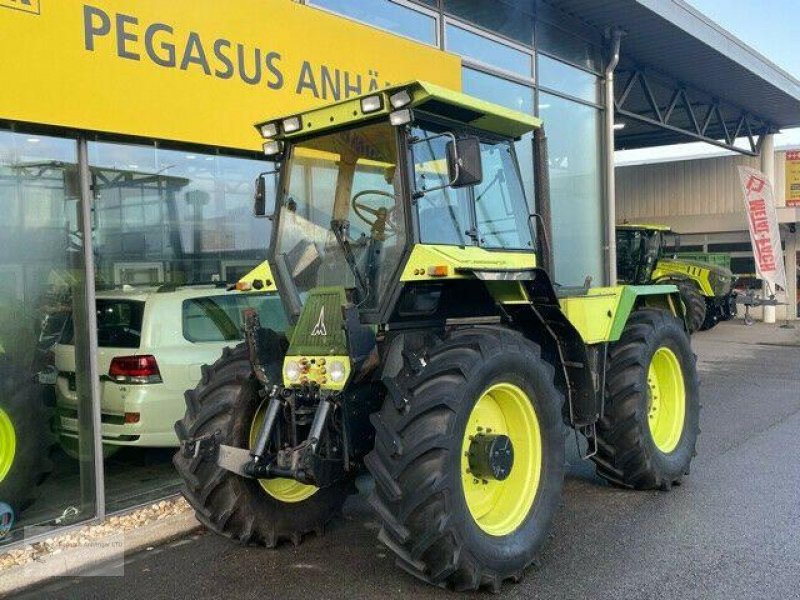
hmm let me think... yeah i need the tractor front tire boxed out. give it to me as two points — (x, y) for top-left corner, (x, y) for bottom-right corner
(366, 326), (565, 592)
(668, 280), (706, 333)
(173, 343), (349, 547)
(0, 380), (56, 516)
(592, 309), (700, 490)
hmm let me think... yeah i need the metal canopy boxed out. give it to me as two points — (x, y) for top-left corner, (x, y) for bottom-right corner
(543, 0), (800, 154)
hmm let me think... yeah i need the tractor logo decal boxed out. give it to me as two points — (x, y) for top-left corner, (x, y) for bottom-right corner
(311, 307), (327, 337)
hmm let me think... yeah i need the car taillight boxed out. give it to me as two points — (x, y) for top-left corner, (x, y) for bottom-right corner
(108, 355), (162, 384)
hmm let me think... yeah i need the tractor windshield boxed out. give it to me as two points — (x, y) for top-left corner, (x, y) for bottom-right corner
(272, 122), (405, 311)
(616, 229), (661, 284)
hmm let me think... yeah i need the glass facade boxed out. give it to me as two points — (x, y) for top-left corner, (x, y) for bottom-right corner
(446, 23), (532, 78)
(539, 93), (604, 286)
(443, 0), (535, 45)
(311, 0), (438, 45)
(88, 142), (271, 287)
(0, 131), (97, 541)
(0, 0), (609, 546)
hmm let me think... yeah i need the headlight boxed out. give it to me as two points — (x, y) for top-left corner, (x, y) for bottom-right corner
(284, 360), (301, 381)
(282, 116), (302, 133)
(328, 360), (346, 383)
(263, 140), (284, 156)
(259, 122), (278, 138)
(361, 95), (383, 114)
(389, 109), (412, 126)
(389, 89), (412, 109)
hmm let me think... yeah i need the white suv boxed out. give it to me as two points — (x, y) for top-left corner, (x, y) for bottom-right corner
(55, 285), (286, 449)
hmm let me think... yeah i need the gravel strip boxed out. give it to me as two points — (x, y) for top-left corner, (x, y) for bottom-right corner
(0, 497), (192, 571)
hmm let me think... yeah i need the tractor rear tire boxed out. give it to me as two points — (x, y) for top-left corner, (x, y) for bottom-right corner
(592, 309), (700, 490)
(366, 326), (565, 592)
(668, 280), (706, 333)
(173, 343), (350, 547)
(0, 379), (56, 516)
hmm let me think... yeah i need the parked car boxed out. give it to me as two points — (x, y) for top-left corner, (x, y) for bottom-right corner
(55, 285), (287, 451)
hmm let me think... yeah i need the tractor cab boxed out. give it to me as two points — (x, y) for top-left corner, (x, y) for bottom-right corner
(255, 81), (538, 325)
(615, 223), (673, 285)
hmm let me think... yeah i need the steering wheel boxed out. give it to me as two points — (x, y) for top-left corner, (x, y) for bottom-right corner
(351, 190), (397, 240)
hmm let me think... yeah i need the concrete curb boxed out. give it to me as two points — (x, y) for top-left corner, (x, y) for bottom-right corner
(0, 509), (202, 597)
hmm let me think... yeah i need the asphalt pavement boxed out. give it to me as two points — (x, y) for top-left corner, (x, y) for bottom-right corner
(16, 321), (800, 600)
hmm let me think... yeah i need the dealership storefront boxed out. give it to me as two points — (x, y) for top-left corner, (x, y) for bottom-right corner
(2, 0), (798, 546)
(0, 0), (611, 543)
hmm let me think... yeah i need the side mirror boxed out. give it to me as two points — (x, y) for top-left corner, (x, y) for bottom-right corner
(253, 175), (267, 217)
(446, 136), (483, 188)
(254, 170), (279, 218)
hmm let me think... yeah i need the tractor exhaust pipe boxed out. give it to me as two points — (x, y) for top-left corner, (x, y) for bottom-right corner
(533, 127), (554, 276)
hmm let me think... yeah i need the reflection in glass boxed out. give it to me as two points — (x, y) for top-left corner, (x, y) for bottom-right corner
(537, 55), (599, 104)
(0, 130), (95, 538)
(443, 0), (534, 45)
(462, 67), (534, 202)
(446, 24), (531, 78)
(538, 93), (603, 286)
(537, 20), (601, 73)
(83, 141), (278, 512)
(311, 0), (437, 45)
(89, 142), (272, 287)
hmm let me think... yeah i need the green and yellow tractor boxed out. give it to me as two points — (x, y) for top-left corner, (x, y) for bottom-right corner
(174, 81), (700, 591)
(616, 224), (736, 332)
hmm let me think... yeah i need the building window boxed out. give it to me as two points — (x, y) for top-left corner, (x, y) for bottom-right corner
(446, 22), (532, 79)
(442, 0), (534, 46)
(0, 129), (97, 540)
(461, 67), (535, 201)
(85, 139), (273, 512)
(88, 142), (272, 289)
(310, 0), (438, 46)
(462, 67), (534, 113)
(537, 54), (599, 104)
(538, 93), (603, 286)
(536, 20), (601, 73)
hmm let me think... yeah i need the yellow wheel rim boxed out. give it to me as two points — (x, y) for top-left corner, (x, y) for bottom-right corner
(647, 347), (686, 453)
(461, 383), (542, 537)
(248, 401), (318, 503)
(0, 408), (16, 483)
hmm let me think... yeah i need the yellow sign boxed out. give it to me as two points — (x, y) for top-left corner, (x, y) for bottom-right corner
(0, 0), (39, 15)
(786, 150), (800, 208)
(0, 0), (461, 151)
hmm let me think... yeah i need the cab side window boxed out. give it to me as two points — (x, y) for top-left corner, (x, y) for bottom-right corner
(411, 127), (472, 246)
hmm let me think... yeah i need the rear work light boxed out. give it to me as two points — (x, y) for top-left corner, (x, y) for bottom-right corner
(108, 355), (162, 384)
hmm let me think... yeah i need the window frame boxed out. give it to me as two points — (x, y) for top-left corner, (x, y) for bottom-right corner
(306, 0), (440, 47)
(442, 17), (535, 85)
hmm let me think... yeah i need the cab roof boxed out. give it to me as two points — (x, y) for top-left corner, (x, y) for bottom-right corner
(256, 80), (541, 141)
(617, 223), (673, 232)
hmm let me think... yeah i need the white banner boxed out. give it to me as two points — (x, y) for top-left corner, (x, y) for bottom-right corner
(737, 166), (787, 295)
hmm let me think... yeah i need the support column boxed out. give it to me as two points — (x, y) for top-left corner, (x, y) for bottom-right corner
(785, 226), (798, 321)
(759, 134), (776, 321)
(604, 29), (623, 287)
